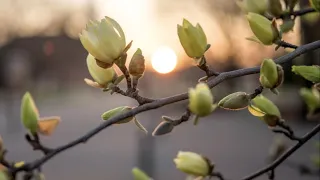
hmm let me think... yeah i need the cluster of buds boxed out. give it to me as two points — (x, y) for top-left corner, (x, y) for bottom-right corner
(218, 92), (251, 110)
(248, 95), (282, 127)
(20, 92), (60, 136)
(174, 151), (213, 177)
(259, 59), (284, 93)
(246, 13), (280, 45)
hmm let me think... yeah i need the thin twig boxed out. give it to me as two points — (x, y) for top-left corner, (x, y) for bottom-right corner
(25, 134), (53, 155)
(0, 150), (12, 169)
(272, 129), (302, 142)
(268, 169), (275, 180)
(111, 85), (154, 105)
(173, 109), (192, 126)
(11, 40), (320, 175)
(277, 7), (316, 19)
(241, 124), (320, 180)
(267, 7), (317, 20)
(249, 86), (264, 99)
(276, 41), (298, 50)
(211, 171), (225, 180)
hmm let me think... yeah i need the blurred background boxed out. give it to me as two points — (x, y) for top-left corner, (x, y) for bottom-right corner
(0, 0), (319, 179)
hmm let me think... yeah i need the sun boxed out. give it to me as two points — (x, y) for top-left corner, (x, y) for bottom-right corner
(151, 46), (177, 74)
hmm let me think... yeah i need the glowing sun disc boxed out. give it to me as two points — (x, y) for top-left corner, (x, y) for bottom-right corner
(151, 46), (177, 74)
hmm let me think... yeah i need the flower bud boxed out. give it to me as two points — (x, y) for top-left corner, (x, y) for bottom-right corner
(299, 88), (320, 114)
(86, 53), (117, 88)
(21, 92), (39, 134)
(310, 0), (320, 12)
(218, 92), (250, 110)
(260, 59), (283, 89)
(132, 167), (152, 180)
(268, 0), (283, 17)
(280, 19), (295, 33)
(129, 48), (145, 77)
(237, 0), (268, 14)
(79, 16), (129, 68)
(177, 19), (208, 58)
(188, 83), (215, 117)
(246, 13), (279, 45)
(292, 65), (320, 83)
(101, 106), (134, 124)
(174, 151), (211, 177)
(251, 95), (281, 118)
(152, 120), (175, 136)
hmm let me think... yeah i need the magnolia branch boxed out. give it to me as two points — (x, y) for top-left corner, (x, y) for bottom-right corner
(277, 7), (316, 19)
(241, 124), (320, 180)
(11, 40), (320, 177)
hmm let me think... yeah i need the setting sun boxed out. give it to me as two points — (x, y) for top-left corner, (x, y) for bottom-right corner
(151, 46), (177, 74)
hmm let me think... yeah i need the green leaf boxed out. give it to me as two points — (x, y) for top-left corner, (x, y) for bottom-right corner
(292, 65), (320, 83)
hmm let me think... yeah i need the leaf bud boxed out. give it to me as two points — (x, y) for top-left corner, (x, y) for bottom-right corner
(251, 95), (281, 118)
(268, 0), (283, 17)
(246, 13), (280, 45)
(132, 167), (152, 180)
(129, 48), (145, 77)
(152, 120), (175, 136)
(310, 0), (320, 12)
(188, 83), (216, 117)
(101, 106), (134, 124)
(218, 92), (250, 110)
(21, 92), (39, 134)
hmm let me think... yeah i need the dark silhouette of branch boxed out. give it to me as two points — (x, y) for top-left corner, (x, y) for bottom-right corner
(211, 171), (225, 180)
(276, 41), (299, 50)
(0, 150), (12, 169)
(272, 129), (302, 142)
(241, 124), (320, 180)
(11, 40), (320, 176)
(266, 7), (316, 20)
(249, 86), (264, 99)
(111, 85), (154, 105)
(277, 7), (316, 19)
(25, 134), (53, 155)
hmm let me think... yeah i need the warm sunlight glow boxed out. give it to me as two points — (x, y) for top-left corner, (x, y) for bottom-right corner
(151, 47), (177, 74)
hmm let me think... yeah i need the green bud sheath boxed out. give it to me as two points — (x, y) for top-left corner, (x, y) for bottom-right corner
(260, 59), (279, 88)
(101, 106), (134, 124)
(251, 95), (281, 118)
(246, 13), (278, 45)
(292, 65), (320, 83)
(268, 0), (283, 17)
(262, 114), (279, 127)
(280, 19), (295, 33)
(218, 92), (250, 110)
(188, 83), (214, 117)
(21, 92), (39, 134)
(129, 48), (145, 77)
(152, 121), (175, 136)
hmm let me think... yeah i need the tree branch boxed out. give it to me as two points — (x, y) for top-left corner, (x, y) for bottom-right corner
(11, 40), (320, 175)
(25, 134), (53, 155)
(111, 85), (154, 105)
(241, 124), (320, 180)
(277, 7), (316, 19)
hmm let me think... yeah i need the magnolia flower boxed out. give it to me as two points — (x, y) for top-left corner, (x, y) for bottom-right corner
(85, 53), (117, 88)
(80, 16), (129, 68)
(174, 151), (211, 177)
(189, 83), (215, 117)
